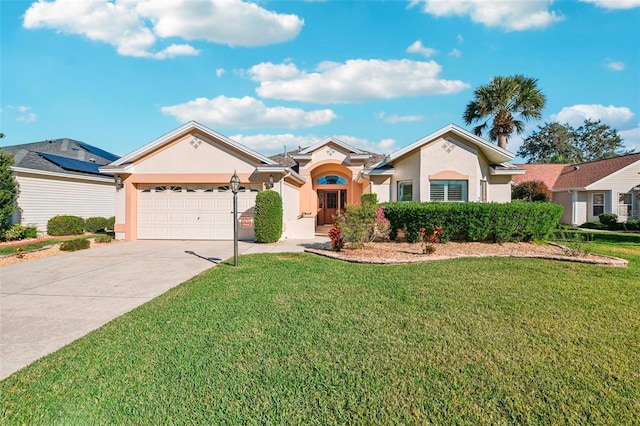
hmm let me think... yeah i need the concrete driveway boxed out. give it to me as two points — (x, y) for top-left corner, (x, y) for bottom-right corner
(0, 238), (327, 380)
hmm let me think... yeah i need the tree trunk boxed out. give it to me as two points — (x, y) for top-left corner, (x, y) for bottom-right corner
(497, 134), (508, 150)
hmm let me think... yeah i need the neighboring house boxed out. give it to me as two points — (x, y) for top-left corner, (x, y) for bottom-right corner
(515, 153), (640, 225)
(100, 121), (525, 241)
(2, 138), (119, 232)
(511, 164), (567, 201)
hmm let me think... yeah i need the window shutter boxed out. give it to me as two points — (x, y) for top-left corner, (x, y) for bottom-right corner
(430, 182), (445, 201)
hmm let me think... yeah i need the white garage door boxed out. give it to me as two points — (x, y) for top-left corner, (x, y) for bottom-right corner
(138, 184), (259, 240)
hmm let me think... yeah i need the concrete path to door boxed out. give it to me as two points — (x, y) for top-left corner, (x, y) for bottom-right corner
(0, 237), (328, 380)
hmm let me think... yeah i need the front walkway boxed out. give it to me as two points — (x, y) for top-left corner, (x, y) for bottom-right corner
(0, 237), (328, 380)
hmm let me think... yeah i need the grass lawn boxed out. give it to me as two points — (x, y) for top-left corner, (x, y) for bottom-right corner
(1, 232), (639, 424)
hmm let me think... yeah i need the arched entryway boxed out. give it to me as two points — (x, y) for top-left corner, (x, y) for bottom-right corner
(311, 166), (352, 226)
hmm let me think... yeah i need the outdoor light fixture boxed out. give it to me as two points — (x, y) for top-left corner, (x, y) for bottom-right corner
(115, 176), (124, 189)
(268, 174), (274, 189)
(230, 171), (240, 266)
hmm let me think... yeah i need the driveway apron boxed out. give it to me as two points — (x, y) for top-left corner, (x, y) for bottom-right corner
(0, 240), (236, 380)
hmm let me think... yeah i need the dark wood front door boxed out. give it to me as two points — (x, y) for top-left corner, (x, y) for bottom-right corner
(317, 190), (346, 225)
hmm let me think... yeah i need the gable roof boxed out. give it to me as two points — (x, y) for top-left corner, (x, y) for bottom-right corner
(512, 164), (568, 188)
(105, 121), (277, 169)
(553, 152), (640, 190)
(297, 136), (366, 155)
(270, 146), (385, 169)
(373, 123), (515, 169)
(2, 138), (119, 178)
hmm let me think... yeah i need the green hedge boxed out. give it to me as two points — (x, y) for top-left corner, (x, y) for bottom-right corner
(47, 215), (85, 236)
(85, 217), (109, 233)
(382, 201), (563, 243)
(59, 238), (90, 251)
(254, 190), (282, 243)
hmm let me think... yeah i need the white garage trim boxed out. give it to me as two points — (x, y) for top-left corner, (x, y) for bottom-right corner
(137, 184), (259, 240)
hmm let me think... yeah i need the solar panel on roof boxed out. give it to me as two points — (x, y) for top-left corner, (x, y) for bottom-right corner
(38, 152), (104, 175)
(76, 141), (119, 162)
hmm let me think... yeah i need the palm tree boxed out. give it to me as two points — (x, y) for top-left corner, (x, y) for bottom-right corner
(463, 75), (546, 150)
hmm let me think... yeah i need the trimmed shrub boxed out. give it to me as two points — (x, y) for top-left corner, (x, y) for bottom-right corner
(382, 201), (563, 243)
(254, 190), (282, 243)
(579, 221), (607, 230)
(1, 224), (27, 241)
(106, 216), (116, 230)
(85, 217), (109, 233)
(24, 226), (38, 239)
(336, 204), (390, 248)
(512, 180), (551, 202)
(598, 213), (618, 228)
(48, 215), (85, 236)
(95, 234), (113, 243)
(361, 193), (378, 205)
(59, 238), (90, 251)
(625, 219), (639, 230)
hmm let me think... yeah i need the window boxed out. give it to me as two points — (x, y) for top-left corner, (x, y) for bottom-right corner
(619, 193), (632, 217)
(480, 180), (488, 202)
(430, 180), (468, 202)
(593, 193), (604, 216)
(317, 175), (347, 185)
(397, 181), (413, 201)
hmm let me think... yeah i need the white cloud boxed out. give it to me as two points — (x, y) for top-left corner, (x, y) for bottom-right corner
(620, 125), (640, 152)
(409, 0), (563, 31)
(605, 60), (625, 71)
(449, 48), (462, 57)
(579, 0), (640, 9)
(250, 59), (469, 103)
(4, 105), (39, 123)
(377, 112), (423, 124)
(216, 68), (225, 77)
(161, 95), (337, 129)
(457, 33), (464, 43)
(551, 104), (635, 127)
(335, 135), (397, 154)
(406, 40), (436, 57)
(23, 0), (303, 59)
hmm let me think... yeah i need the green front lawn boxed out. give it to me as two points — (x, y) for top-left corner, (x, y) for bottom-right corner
(1, 234), (639, 424)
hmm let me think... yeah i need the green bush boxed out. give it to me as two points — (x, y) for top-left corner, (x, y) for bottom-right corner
(95, 234), (113, 243)
(1, 224), (27, 241)
(511, 180), (551, 202)
(254, 190), (282, 243)
(382, 201), (563, 243)
(625, 219), (640, 230)
(47, 215), (85, 236)
(336, 204), (390, 248)
(106, 216), (116, 230)
(598, 213), (618, 226)
(579, 221), (608, 230)
(361, 193), (378, 205)
(59, 238), (90, 251)
(24, 226), (38, 238)
(85, 217), (109, 233)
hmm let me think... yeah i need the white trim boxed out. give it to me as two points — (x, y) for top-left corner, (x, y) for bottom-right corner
(363, 168), (395, 176)
(106, 121), (278, 168)
(371, 123), (514, 169)
(11, 166), (114, 183)
(255, 166), (305, 184)
(298, 136), (366, 155)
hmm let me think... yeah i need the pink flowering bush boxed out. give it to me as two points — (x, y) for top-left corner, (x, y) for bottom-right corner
(336, 204), (390, 249)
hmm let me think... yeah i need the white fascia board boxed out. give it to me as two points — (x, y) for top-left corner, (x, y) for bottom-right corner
(109, 121), (278, 167)
(386, 124), (514, 165)
(490, 167), (525, 176)
(291, 154), (312, 161)
(12, 166), (114, 183)
(298, 136), (365, 155)
(256, 166), (305, 184)
(364, 168), (395, 176)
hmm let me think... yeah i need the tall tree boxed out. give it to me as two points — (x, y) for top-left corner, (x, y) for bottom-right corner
(0, 149), (19, 231)
(463, 75), (546, 150)
(517, 119), (630, 164)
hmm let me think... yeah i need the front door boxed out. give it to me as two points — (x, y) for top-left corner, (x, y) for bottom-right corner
(317, 190), (346, 225)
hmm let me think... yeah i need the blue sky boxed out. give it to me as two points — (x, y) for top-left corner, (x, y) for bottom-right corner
(1, 0), (639, 162)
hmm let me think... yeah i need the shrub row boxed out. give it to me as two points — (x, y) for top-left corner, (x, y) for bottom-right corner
(382, 201), (564, 243)
(47, 215), (115, 236)
(60, 238), (90, 252)
(581, 219), (640, 231)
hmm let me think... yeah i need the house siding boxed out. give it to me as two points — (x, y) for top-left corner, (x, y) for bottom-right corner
(14, 172), (115, 231)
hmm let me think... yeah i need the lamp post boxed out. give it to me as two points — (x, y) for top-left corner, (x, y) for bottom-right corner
(230, 170), (240, 266)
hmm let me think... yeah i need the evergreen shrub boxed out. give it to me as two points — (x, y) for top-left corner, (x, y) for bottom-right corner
(47, 215), (85, 236)
(254, 190), (282, 243)
(59, 238), (90, 251)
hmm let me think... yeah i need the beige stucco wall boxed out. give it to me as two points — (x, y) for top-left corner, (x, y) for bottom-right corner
(391, 152), (421, 201)
(369, 176), (391, 203)
(133, 133), (257, 175)
(487, 175), (512, 202)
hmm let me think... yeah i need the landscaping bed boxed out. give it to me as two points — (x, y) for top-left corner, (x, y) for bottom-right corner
(306, 240), (628, 267)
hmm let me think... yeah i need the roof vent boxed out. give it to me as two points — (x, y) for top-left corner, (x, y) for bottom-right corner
(89, 157), (96, 163)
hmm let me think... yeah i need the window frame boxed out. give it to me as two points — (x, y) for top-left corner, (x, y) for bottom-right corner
(397, 180), (413, 202)
(592, 193), (605, 217)
(430, 180), (468, 202)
